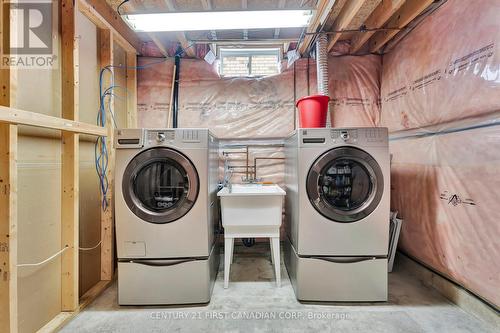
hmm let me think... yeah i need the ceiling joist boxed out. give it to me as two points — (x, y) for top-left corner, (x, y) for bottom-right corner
(80, 0), (142, 53)
(163, 0), (196, 58)
(349, 0), (405, 54)
(175, 32), (196, 58)
(121, 1), (169, 57)
(368, 0), (434, 52)
(242, 0), (249, 40)
(200, 0), (212, 9)
(201, 0), (218, 42)
(298, 0), (337, 55)
(149, 34), (170, 57)
(201, 0), (217, 55)
(274, 0), (287, 39)
(326, 0), (366, 52)
(102, 0), (437, 59)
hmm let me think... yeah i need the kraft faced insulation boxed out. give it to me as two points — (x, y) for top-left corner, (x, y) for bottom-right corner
(177, 59), (297, 138)
(329, 54), (381, 127)
(137, 55), (380, 138)
(381, 0), (500, 132)
(380, 0), (500, 307)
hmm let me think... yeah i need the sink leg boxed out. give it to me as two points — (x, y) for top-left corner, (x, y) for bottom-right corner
(272, 237), (281, 287)
(230, 238), (234, 264)
(224, 237), (234, 289)
(269, 238), (274, 264)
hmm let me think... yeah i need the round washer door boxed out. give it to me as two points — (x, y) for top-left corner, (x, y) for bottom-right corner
(306, 147), (384, 223)
(122, 147), (199, 224)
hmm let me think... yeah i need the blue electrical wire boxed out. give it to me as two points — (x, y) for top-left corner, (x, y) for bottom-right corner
(99, 0), (189, 209)
(95, 66), (112, 210)
(95, 58), (169, 211)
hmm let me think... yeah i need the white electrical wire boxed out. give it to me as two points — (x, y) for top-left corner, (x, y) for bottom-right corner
(79, 240), (102, 251)
(16, 239), (102, 267)
(16, 245), (69, 268)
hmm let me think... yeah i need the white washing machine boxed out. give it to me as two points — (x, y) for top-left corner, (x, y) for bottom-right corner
(284, 128), (390, 302)
(114, 128), (220, 305)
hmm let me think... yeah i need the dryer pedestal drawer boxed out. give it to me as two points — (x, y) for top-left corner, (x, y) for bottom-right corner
(118, 245), (219, 305)
(284, 238), (387, 302)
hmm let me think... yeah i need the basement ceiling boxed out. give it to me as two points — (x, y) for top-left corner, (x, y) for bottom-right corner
(106, 0), (437, 57)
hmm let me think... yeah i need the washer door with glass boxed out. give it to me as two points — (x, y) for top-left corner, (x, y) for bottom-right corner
(122, 147), (199, 224)
(306, 147), (383, 223)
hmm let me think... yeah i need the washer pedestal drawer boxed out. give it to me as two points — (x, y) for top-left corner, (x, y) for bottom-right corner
(118, 244), (219, 305)
(284, 238), (387, 302)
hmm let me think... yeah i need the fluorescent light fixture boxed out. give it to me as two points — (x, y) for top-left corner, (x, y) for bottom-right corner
(124, 10), (313, 32)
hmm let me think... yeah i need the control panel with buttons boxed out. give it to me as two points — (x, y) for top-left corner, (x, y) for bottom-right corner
(157, 132), (166, 142)
(331, 129), (358, 143)
(299, 128), (387, 147)
(146, 130), (175, 145)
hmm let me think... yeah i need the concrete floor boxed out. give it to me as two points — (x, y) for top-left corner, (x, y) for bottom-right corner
(61, 244), (497, 333)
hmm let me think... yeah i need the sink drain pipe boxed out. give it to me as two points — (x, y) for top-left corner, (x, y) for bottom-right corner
(242, 238), (256, 247)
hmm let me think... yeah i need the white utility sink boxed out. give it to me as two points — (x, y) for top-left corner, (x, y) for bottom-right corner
(217, 184), (286, 227)
(217, 183), (286, 288)
(218, 183), (286, 196)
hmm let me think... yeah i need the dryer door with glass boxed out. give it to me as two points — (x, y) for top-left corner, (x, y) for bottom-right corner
(122, 147), (199, 224)
(306, 147), (384, 223)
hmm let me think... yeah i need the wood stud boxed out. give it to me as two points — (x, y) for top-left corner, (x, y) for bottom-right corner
(126, 53), (138, 128)
(98, 28), (115, 281)
(0, 123), (17, 333)
(61, 0), (80, 312)
(0, 2), (18, 331)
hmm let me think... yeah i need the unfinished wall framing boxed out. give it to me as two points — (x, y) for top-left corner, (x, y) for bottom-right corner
(0, 0), (139, 332)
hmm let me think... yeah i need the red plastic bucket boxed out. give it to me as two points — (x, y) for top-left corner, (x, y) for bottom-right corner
(296, 95), (330, 128)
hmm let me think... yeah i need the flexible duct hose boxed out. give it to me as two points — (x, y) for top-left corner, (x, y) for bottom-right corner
(316, 34), (329, 96)
(315, 34), (331, 127)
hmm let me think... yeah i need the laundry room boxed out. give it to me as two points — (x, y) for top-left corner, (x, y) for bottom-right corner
(0, 0), (499, 332)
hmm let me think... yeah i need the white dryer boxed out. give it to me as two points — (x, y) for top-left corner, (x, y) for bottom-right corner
(114, 128), (220, 305)
(284, 128), (390, 302)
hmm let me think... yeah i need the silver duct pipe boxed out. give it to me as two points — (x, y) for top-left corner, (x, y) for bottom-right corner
(315, 34), (330, 127)
(315, 34), (329, 95)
